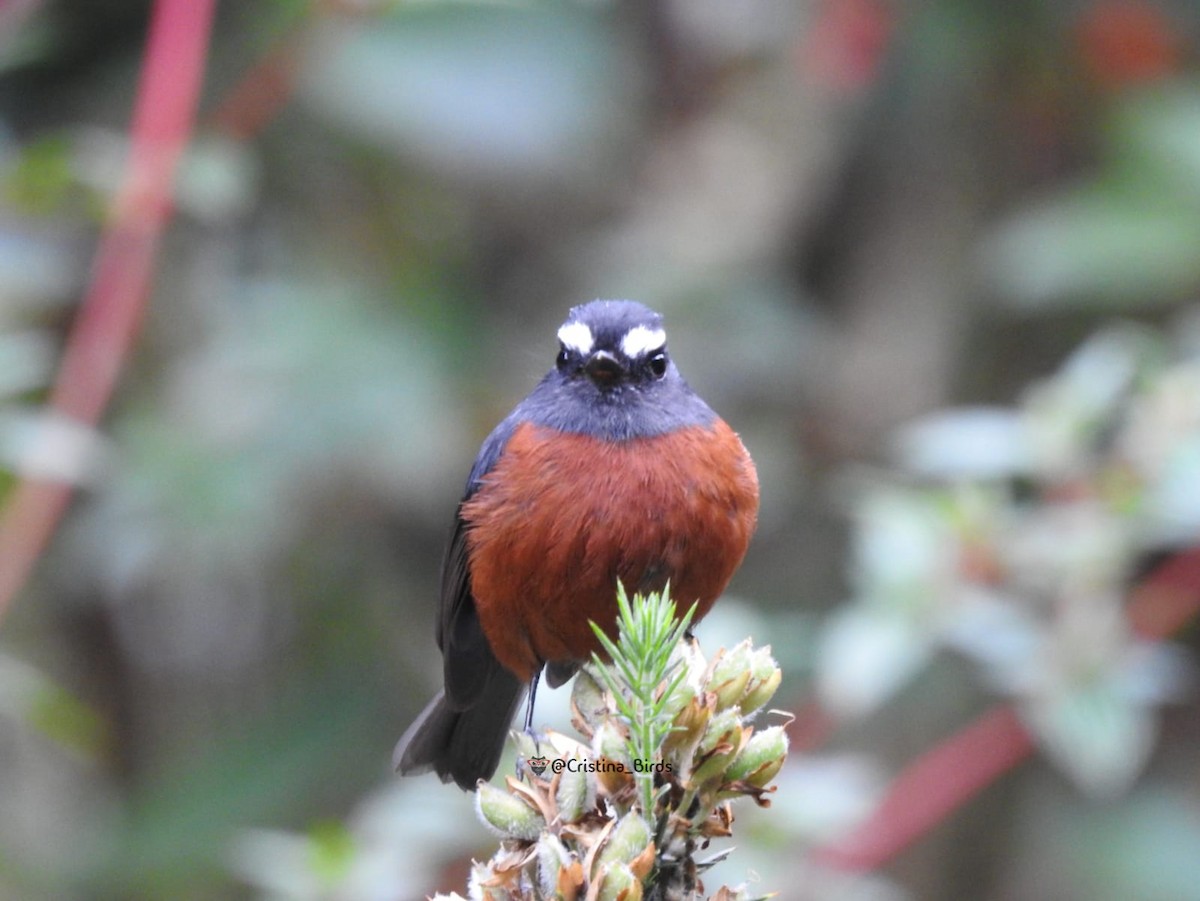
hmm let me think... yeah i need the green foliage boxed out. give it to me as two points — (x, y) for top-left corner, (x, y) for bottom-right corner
(300, 2), (627, 183)
(2, 136), (74, 216)
(464, 588), (786, 901)
(983, 85), (1200, 310)
(306, 819), (356, 885)
(26, 681), (105, 756)
(589, 583), (696, 815)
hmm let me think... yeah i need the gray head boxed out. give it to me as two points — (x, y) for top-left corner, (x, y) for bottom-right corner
(517, 300), (717, 441)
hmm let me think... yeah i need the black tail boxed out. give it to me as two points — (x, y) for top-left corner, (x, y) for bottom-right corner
(393, 669), (524, 791)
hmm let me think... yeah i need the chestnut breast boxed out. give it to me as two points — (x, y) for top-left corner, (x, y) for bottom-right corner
(461, 419), (759, 681)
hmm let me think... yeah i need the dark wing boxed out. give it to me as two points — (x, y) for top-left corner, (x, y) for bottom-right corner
(436, 414), (523, 709)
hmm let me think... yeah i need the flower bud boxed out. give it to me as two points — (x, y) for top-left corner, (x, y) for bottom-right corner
(595, 813), (652, 872)
(468, 861), (513, 901)
(596, 862), (643, 901)
(537, 834), (583, 900)
(591, 719), (631, 767)
(536, 833), (570, 885)
(660, 693), (713, 759)
(555, 757), (595, 823)
(660, 671), (696, 721)
(707, 641), (754, 711)
(690, 708), (745, 785)
(724, 726), (788, 788)
(475, 781), (545, 841)
(591, 719), (634, 796)
(739, 648), (783, 715)
(572, 668), (609, 728)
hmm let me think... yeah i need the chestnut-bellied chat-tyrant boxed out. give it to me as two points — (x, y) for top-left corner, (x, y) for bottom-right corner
(393, 300), (759, 790)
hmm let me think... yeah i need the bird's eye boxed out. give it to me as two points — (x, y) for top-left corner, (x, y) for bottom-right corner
(648, 350), (668, 379)
(556, 347), (570, 370)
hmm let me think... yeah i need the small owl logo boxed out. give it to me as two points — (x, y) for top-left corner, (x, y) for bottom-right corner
(526, 755), (549, 776)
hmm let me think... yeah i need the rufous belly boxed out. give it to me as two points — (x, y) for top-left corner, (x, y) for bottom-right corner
(461, 420), (759, 681)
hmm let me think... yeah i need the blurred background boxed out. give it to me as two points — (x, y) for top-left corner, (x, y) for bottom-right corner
(3, 0), (1200, 898)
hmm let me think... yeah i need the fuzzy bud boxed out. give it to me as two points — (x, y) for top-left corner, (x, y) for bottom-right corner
(725, 726), (789, 787)
(690, 708), (745, 785)
(555, 757), (596, 823)
(468, 861), (512, 901)
(537, 834), (583, 900)
(739, 648), (783, 715)
(474, 781), (545, 841)
(596, 813), (652, 872)
(591, 719), (631, 767)
(536, 834), (570, 891)
(591, 719), (635, 796)
(661, 691), (714, 760)
(596, 862), (643, 901)
(660, 670), (697, 722)
(572, 668), (609, 728)
(707, 641), (754, 711)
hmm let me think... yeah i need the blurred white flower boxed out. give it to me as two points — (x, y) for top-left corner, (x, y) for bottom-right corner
(820, 317), (1200, 796)
(230, 779), (479, 901)
(0, 409), (107, 484)
(817, 604), (932, 718)
(1021, 325), (1156, 478)
(893, 407), (1029, 480)
(1000, 501), (1134, 602)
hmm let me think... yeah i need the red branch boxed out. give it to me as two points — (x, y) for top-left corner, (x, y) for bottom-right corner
(0, 0), (216, 624)
(1127, 545), (1200, 640)
(811, 545), (1200, 872)
(812, 704), (1034, 871)
(787, 698), (837, 753)
(208, 31), (305, 141)
(207, 0), (370, 141)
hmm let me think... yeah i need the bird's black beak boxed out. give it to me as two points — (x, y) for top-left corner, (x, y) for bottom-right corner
(584, 350), (624, 387)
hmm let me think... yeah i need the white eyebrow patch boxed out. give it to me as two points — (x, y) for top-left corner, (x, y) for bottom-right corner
(557, 321), (594, 355)
(620, 325), (666, 358)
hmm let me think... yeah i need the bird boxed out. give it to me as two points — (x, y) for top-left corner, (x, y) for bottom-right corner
(393, 300), (759, 790)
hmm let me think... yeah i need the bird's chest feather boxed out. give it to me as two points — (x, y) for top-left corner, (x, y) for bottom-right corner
(461, 420), (758, 677)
